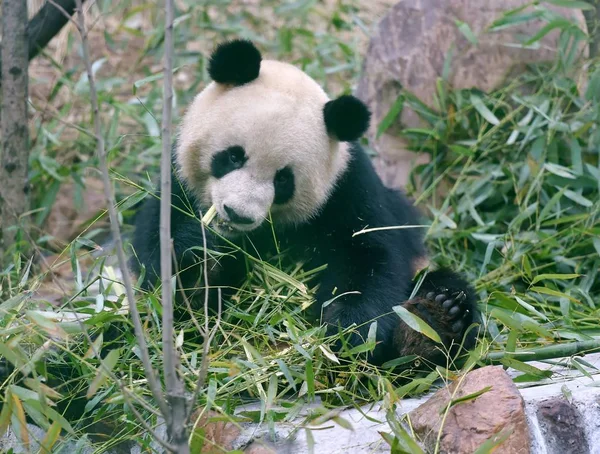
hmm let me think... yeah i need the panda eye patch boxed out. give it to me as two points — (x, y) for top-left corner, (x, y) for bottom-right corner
(273, 166), (295, 205)
(211, 145), (247, 178)
(229, 147), (244, 164)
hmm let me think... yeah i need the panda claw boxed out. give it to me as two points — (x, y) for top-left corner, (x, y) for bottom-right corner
(448, 305), (460, 317)
(451, 320), (464, 333)
(442, 299), (454, 310)
(453, 291), (467, 303)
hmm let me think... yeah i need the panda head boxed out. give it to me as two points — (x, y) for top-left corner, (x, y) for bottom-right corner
(176, 39), (370, 237)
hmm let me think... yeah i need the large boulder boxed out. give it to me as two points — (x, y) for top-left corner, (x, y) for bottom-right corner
(409, 365), (531, 453)
(356, 0), (588, 189)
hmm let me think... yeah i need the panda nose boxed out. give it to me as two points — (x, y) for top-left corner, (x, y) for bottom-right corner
(223, 205), (254, 225)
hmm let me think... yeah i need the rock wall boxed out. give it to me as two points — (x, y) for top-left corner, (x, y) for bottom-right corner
(356, 0), (588, 189)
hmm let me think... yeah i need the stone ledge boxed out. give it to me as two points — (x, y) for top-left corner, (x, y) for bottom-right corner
(3, 354), (600, 453)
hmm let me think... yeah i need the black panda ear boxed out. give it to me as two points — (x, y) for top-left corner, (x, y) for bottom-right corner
(208, 40), (262, 86)
(323, 95), (371, 142)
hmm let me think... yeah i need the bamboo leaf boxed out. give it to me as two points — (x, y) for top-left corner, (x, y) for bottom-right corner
(26, 311), (68, 340)
(393, 306), (442, 344)
(470, 94), (500, 125)
(443, 386), (492, 413)
(376, 95), (404, 138)
(531, 286), (580, 303)
(276, 359), (297, 390)
(543, 0), (594, 10)
(473, 428), (514, 454)
(564, 189), (593, 207)
(455, 20), (478, 45)
(525, 18), (574, 46)
(86, 349), (120, 399)
(386, 409), (425, 454)
(305, 359), (315, 401)
(531, 273), (581, 285)
(11, 393), (29, 450)
(40, 421), (61, 453)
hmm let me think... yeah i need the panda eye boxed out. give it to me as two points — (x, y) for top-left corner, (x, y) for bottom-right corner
(273, 166), (295, 205)
(275, 171), (288, 184)
(211, 146), (247, 178)
(229, 147), (245, 164)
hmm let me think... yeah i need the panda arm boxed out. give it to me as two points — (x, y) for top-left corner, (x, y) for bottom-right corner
(311, 146), (478, 364)
(315, 241), (478, 365)
(314, 239), (412, 364)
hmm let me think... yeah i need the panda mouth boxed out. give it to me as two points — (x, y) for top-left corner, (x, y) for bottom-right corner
(214, 216), (237, 234)
(213, 215), (259, 236)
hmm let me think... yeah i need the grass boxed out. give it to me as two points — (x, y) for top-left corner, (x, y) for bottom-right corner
(1, 0), (600, 452)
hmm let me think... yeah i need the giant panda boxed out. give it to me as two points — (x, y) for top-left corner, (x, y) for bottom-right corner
(130, 39), (480, 366)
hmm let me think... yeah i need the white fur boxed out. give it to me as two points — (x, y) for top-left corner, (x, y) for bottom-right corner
(176, 60), (350, 233)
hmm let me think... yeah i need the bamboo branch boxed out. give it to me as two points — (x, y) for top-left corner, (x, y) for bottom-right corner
(72, 0), (170, 421)
(186, 209), (222, 421)
(583, 0), (600, 58)
(484, 340), (600, 363)
(159, 0), (191, 451)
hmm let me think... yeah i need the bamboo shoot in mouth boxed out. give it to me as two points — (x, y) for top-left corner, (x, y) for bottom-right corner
(201, 205), (217, 226)
(202, 205), (236, 234)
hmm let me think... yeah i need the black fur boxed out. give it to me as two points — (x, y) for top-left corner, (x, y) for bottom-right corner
(274, 166), (295, 205)
(211, 145), (247, 178)
(130, 144), (480, 366)
(324, 95), (371, 142)
(208, 39), (262, 86)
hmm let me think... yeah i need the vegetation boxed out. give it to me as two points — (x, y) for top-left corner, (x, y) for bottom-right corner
(0, 0), (599, 452)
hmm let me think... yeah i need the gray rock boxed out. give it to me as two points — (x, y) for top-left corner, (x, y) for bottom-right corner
(537, 398), (589, 454)
(355, 0), (588, 189)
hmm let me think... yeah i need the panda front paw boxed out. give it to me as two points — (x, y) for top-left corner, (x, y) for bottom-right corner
(424, 290), (473, 335)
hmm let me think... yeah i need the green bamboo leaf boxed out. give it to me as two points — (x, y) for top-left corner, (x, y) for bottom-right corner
(537, 187), (566, 227)
(266, 374), (278, 411)
(444, 386), (492, 413)
(386, 409), (425, 454)
(593, 238), (600, 257)
(490, 11), (545, 32)
(318, 345), (340, 364)
(531, 286), (580, 303)
(86, 349), (119, 399)
(26, 311), (68, 340)
(470, 94), (500, 125)
(455, 20), (478, 45)
(500, 358), (553, 379)
(332, 415), (354, 431)
(490, 308), (523, 331)
(393, 306), (442, 344)
(544, 162), (577, 179)
(543, 0), (594, 10)
(276, 359), (297, 390)
(132, 66), (181, 95)
(376, 95), (404, 138)
(531, 273), (581, 285)
(515, 296), (549, 321)
(564, 189), (593, 207)
(348, 341), (377, 355)
(305, 359), (315, 401)
(473, 428), (514, 454)
(525, 18), (574, 46)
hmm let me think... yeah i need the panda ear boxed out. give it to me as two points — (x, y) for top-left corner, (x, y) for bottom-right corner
(208, 40), (262, 86)
(323, 95), (371, 142)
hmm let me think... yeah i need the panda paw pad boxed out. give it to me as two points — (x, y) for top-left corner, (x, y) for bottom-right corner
(425, 290), (470, 334)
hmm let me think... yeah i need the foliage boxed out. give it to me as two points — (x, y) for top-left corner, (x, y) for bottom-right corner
(0, 0), (599, 452)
